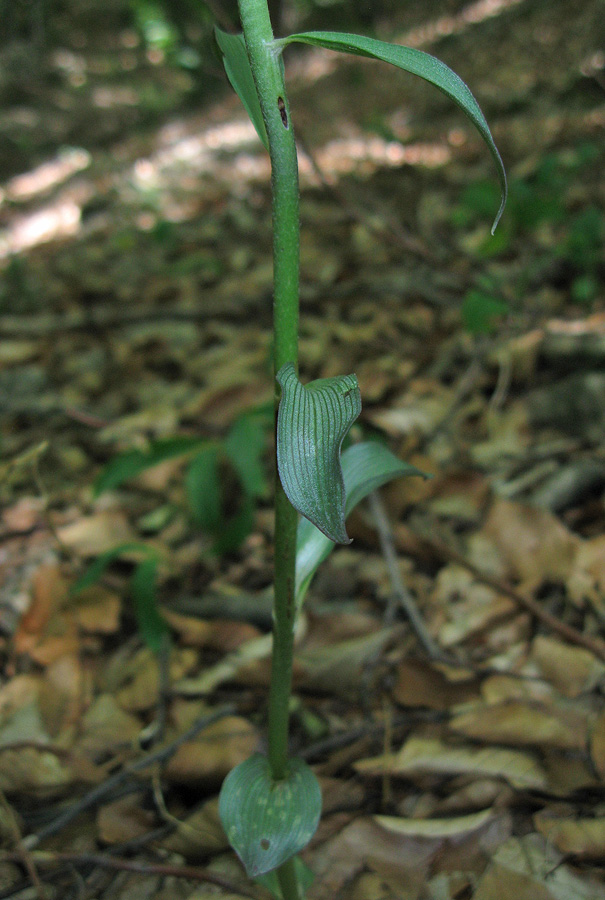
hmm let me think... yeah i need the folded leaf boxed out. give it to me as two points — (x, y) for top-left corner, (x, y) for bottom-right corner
(215, 28), (269, 151)
(274, 30), (507, 231)
(276, 363), (362, 544)
(295, 441), (426, 606)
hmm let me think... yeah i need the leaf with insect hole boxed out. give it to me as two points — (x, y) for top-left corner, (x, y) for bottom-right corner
(273, 30), (507, 231)
(218, 753), (321, 877)
(215, 28), (269, 150)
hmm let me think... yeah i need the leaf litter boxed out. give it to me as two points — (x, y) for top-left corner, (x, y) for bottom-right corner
(1, 0), (605, 897)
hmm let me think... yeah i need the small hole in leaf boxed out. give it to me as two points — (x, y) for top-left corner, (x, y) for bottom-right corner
(260, 838), (271, 850)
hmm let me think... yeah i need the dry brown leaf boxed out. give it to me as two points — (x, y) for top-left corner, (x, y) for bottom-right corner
(185, 892), (251, 900)
(482, 498), (580, 584)
(40, 653), (87, 737)
(296, 627), (397, 698)
(530, 635), (605, 698)
(73, 587), (121, 634)
(13, 560), (68, 655)
(1, 497), (45, 532)
(490, 833), (605, 899)
(590, 710), (605, 780)
(435, 777), (514, 814)
(97, 793), (156, 844)
(116, 648), (198, 712)
(57, 509), (136, 556)
(427, 469), (491, 524)
(308, 817), (430, 900)
(174, 633), (274, 696)
(162, 797), (229, 860)
(481, 673), (554, 705)
(163, 610), (261, 651)
(164, 716), (260, 786)
(567, 534), (605, 615)
(542, 751), (599, 794)
(350, 872), (405, 900)
(320, 775), (365, 815)
(79, 694), (142, 757)
(378, 808), (512, 876)
(356, 736), (547, 790)
(430, 565), (517, 647)
(0, 747), (73, 795)
(27, 632), (80, 667)
(376, 806), (495, 838)
(0, 674), (41, 721)
(534, 809), (605, 859)
(449, 699), (588, 751)
(475, 862), (558, 900)
(393, 658), (481, 710)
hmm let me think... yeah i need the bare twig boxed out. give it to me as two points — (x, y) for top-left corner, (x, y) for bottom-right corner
(0, 791), (48, 900)
(412, 526), (605, 662)
(367, 490), (441, 659)
(0, 850), (264, 900)
(23, 705), (235, 850)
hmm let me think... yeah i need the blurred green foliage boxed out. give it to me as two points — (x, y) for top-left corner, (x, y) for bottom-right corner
(454, 142), (604, 305)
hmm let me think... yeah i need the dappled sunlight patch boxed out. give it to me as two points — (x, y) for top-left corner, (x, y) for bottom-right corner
(0, 198), (81, 257)
(4, 148), (90, 203)
(401, 0), (527, 50)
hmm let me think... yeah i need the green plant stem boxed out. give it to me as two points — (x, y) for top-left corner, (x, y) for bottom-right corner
(237, 0), (301, 895)
(277, 858), (301, 900)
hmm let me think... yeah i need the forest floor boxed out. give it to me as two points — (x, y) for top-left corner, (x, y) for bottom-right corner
(1, 0), (605, 898)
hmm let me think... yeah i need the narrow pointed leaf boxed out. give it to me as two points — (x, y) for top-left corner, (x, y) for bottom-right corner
(94, 436), (208, 497)
(71, 542), (158, 594)
(130, 557), (167, 654)
(275, 30), (506, 231)
(295, 442), (427, 607)
(276, 363), (362, 544)
(219, 753), (322, 877)
(224, 414), (268, 499)
(186, 445), (222, 531)
(215, 28), (269, 151)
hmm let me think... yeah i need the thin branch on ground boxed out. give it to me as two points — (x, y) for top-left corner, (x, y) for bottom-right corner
(0, 850), (265, 900)
(0, 790), (48, 900)
(413, 525), (605, 661)
(23, 704), (235, 850)
(367, 490), (441, 659)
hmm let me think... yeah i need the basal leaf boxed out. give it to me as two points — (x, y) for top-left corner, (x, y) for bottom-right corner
(275, 30), (507, 231)
(215, 28), (269, 151)
(295, 442), (426, 607)
(276, 363), (362, 544)
(219, 753), (322, 877)
(94, 436), (208, 497)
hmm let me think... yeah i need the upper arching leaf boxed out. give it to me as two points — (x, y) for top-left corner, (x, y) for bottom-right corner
(274, 30), (507, 231)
